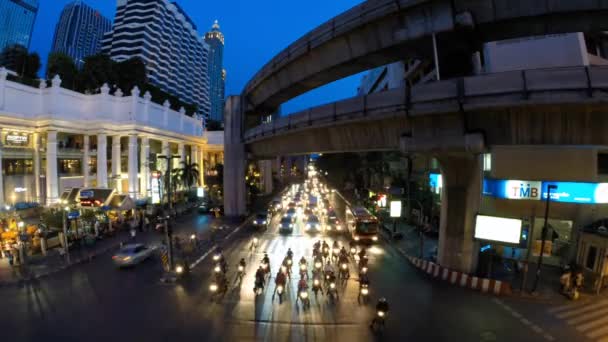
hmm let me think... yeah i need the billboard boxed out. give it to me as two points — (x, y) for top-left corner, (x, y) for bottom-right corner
(483, 179), (608, 205)
(474, 215), (522, 244)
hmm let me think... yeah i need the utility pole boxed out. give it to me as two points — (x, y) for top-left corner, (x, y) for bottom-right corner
(532, 184), (557, 294)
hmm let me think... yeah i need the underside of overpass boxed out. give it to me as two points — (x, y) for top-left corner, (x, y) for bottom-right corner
(226, 0), (608, 274)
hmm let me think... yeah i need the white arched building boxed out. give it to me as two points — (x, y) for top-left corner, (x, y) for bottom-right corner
(0, 68), (223, 206)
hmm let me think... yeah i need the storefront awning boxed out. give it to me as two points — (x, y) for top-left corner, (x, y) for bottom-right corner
(110, 195), (135, 211)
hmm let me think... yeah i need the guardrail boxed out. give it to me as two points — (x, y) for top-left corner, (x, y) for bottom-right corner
(244, 66), (608, 143)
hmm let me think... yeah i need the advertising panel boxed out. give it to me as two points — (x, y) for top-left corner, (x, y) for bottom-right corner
(474, 215), (522, 244)
(390, 201), (401, 218)
(483, 179), (608, 204)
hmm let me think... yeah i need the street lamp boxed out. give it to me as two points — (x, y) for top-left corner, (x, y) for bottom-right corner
(62, 205), (71, 263)
(532, 184), (558, 294)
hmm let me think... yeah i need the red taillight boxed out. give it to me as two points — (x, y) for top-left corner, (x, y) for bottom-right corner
(112, 256), (118, 260)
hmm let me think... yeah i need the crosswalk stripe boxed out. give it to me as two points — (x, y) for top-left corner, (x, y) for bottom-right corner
(549, 300), (594, 314)
(575, 313), (608, 332)
(556, 300), (608, 319)
(587, 324), (608, 339)
(568, 305), (608, 325)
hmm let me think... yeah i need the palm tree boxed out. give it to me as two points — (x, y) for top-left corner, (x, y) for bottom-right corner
(176, 161), (200, 190)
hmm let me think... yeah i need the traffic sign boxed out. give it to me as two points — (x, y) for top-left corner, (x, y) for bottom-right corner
(68, 211), (80, 220)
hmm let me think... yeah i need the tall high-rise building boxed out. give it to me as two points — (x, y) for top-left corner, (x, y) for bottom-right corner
(102, 0), (210, 116)
(51, 1), (112, 69)
(0, 0), (39, 51)
(205, 20), (225, 123)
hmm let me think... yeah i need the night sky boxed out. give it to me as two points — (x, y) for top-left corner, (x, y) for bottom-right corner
(31, 0), (365, 114)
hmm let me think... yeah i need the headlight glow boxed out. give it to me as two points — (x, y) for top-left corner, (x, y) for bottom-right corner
(378, 311), (385, 317)
(214, 266), (221, 273)
(362, 288), (369, 295)
(238, 266), (244, 272)
(372, 236), (378, 241)
(210, 284), (218, 292)
(176, 266), (184, 274)
(330, 283), (336, 289)
(300, 292), (308, 299)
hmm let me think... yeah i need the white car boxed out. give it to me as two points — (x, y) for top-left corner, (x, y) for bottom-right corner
(113, 243), (155, 267)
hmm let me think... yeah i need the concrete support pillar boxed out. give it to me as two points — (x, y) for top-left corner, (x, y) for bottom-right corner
(436, 154), (482, 274)
(200, 148), (206, 187)
(112, 135), (121, 191)
(223, 96), (246, 217)
(0, 147), (4, 206)
(127, 134), (138, 198)
(259, 160), (273, 194)
(33, 133), (41, 201)
(140, 137), (150, 198)
(82, 135), (90, 187)
(46, 131), (59, 204)
(97, 133), (108, 188)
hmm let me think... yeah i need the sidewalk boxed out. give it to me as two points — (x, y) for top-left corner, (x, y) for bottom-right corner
(0, 210), (245, 287)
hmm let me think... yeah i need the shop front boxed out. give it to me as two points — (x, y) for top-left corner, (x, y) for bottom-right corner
(479, 178), (608, 272)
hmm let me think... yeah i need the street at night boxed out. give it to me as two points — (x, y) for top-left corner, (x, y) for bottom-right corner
(0, 179), (588, 341)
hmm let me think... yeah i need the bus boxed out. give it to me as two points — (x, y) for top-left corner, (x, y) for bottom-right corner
(345, 206), (380, 242)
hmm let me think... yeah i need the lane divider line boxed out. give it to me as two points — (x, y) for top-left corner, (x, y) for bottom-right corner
(492, 298), (555, 341)
(190, 216), (254, 269)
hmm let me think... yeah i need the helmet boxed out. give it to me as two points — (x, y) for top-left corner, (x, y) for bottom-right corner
(379, 297), (387, 303)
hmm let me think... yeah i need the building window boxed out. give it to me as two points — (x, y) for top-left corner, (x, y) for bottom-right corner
(2, 159), (33, 175)
(598, 153), (608, 174)
(483, 153), (492, 172)
(59, 159), (82, 175)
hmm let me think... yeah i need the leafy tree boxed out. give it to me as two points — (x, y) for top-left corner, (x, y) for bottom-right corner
(0, 44), (40, 79)
(176, 161), (199, 189)
(47, 52), (78, 90)
(77, 53), (116, 93)
(115, 57), (147, 94)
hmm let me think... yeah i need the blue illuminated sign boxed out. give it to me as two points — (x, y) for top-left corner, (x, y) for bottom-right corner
(484, 178), (608, 205)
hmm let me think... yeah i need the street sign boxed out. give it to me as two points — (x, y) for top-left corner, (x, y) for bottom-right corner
(68, 211), (80, 220)
(80, 190), (94, 198)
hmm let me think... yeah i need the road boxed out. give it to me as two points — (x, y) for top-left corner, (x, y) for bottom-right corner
(0, 192), (575, 341)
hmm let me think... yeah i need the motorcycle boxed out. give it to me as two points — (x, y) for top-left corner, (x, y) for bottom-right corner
(299, 264), (308, 279)
(254, 278), (265, 295)
(261, 261), (271, 276)
(299, 290), (311, 309)
(209, 276), (227, 302)
(313, 260), (323, 277)
(371, 310), (387, 332)
(312, 277), (322, 297)
(350, 246), (357, 258)
(275, 284), (285, 304)
(236, 265), (245, 283)
(358, 283), (369, 303)
(322, 247), (330, 261)
(332, 248), (340, 262)
(339, 263), (349, 281)
(327, 280), (339, 302)
(250, 237), (259, 251)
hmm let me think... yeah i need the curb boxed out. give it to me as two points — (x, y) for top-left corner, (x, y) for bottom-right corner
(402, 251), (512, 296)
(0, 242), (121, 288)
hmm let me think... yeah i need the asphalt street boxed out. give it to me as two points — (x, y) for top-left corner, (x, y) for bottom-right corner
(0, 192), (585, 342)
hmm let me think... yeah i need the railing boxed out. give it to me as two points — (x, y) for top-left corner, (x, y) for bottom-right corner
(0, 70), (203, 138)
(244, 66), (608, 142)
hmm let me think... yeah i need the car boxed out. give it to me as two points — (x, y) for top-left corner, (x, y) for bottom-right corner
(279, 217), (294, 233)
(270, 200), (282, 212)
(288, 202), (296, 209)
(284, 208), (297, 220)
(325, 212), (343, 233)
(252, 212), (269, 230)
(305, 215), (321, 231)
(113, 243), (155, 267)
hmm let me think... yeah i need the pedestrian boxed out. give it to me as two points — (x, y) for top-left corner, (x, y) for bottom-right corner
(130, 219), (137, 241)
(138, 213), (144, 232)
(144, 215), (150, 232)
(94, 220), (100, 238)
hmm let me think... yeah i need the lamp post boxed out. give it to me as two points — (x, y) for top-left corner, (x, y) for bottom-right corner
(532, 184), (558, 294)
(62, 202), (71, 263)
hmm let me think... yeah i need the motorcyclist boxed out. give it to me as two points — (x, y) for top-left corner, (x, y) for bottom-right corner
(313, 240), (321, 251)
(282, 257), (292, 278)
(299, 256), (307, 266)
(375, 297), (389, 317)
(339, 246), (348, 259)
(255, 266), (265, 286)
(262, 253), (270, 265)
(339, 252), (349, 266)
(239, 258), (246, 269)
(287, 248), (294, 260)
(322, 240), (330, 253)
(358, 248), (367, 260)
(332, 240), (339, 250)
(274, 270), (287, 298)
(324, 261), (335, 282)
